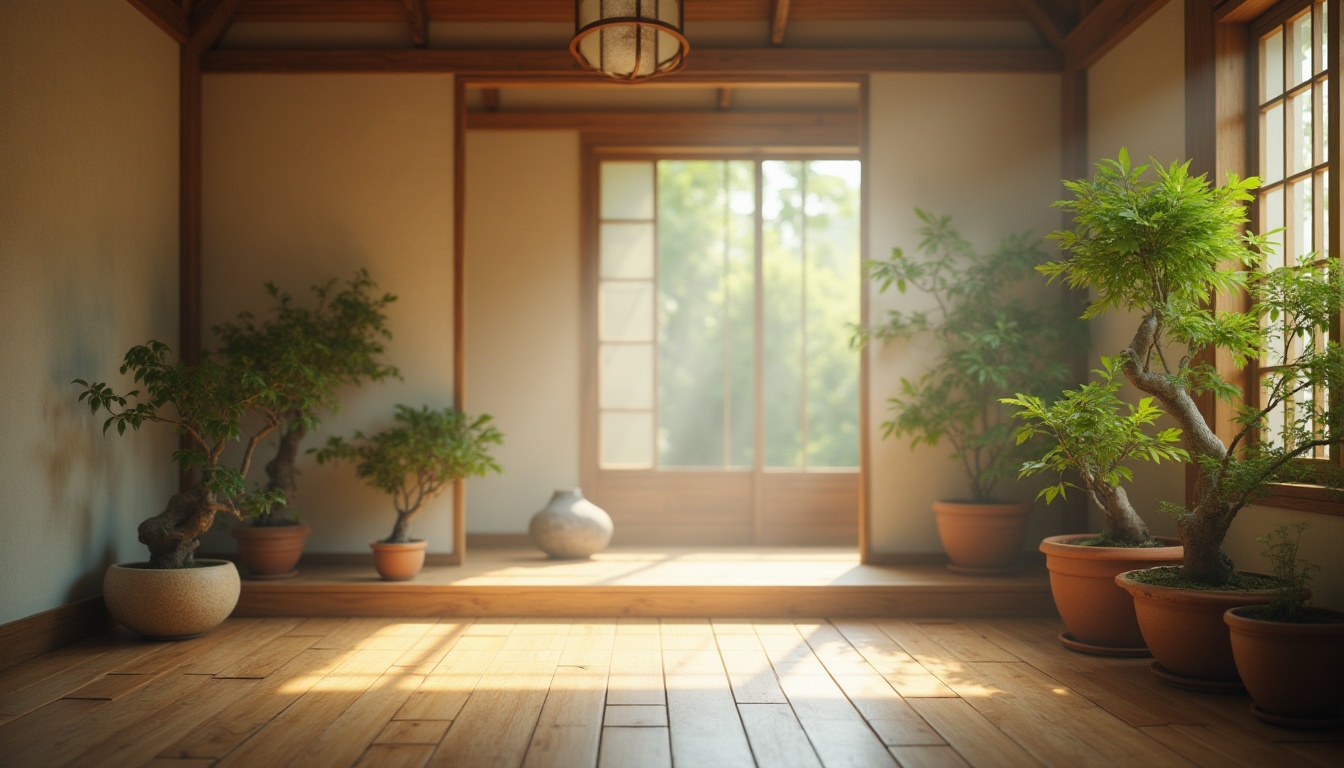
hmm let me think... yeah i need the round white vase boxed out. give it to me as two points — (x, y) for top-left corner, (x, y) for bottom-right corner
(529, 488), (614, 559)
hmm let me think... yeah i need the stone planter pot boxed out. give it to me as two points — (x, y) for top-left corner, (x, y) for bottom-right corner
(103, 559), (240, 640)
(1226, 606), (1344, 728)
(1040, 534), (1183, 655)
(1116, 567), (1278, 691)
(370, 539), (428, 581)
(934, 500), (1032, 575)
(231, 522), (312, 579)
(529, 488), (613, 560)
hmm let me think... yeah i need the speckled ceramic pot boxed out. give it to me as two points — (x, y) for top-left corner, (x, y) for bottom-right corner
(103, 559), (240, 640)
(529, 488), (613, 560)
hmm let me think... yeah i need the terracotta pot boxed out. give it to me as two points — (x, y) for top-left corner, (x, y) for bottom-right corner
(370, 539), (428, 581)
(1226, 606), (1344, 724)
(934, 500), (1033, 574)
(231, 522), (312, 579)
(1116, 567), (1278, 686)
(1041, 535), (1183, 654)
(103, 559), (240, 640)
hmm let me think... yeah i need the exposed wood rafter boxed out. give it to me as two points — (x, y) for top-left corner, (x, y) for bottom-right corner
(402, 0), (429, 48)
(1214, 0), (1279, 22)
(202, 47), (1062, 75)
(1013, 0), (1069, 50)
(1063, 0), (1168, 70)
(125, 0), (189, 44)
(771, 0), (792, 46)
(188, 0), (241, 51)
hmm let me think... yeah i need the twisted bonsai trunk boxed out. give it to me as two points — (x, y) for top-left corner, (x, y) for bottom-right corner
(260, 420), (307, 525)
(1120, 313), (1235, 584)
(1088, 478), (1151, 547)
(137, 488), (221, 569)
(386, 507), (418, 544)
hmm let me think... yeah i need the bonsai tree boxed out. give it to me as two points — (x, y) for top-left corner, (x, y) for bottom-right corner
(1046, 150), (1344, 584)
(1002, 357), (1189, 546)
(213, 270), (398, 526)
(313, 404), (503, 543)
(858, 210), (1082, 502)
(75, 341), (285, 568)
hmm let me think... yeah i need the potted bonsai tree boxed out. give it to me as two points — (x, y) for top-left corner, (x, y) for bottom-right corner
(75, 340), (285, 638)
(1046, 150), (1344, 686)
(860, 210), (1081, 574)
(1225, 522), (1344, 727)
(313, 404), (503, 580)
(213, 270), (398, 578)
(1003, 357), (1187, 654)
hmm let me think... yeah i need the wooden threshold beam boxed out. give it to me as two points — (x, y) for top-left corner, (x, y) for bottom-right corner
(202, 47), (1062, 74)
(1063, 0), (1167, 70)
(465, 110), (860, 148)
(125, 0), (189, 44)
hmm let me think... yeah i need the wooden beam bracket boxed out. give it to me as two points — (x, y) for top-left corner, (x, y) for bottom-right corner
(125, 0), (190, 44)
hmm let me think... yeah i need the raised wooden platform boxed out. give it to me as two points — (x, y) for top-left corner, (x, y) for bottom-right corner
(233, 547), (1055, 619)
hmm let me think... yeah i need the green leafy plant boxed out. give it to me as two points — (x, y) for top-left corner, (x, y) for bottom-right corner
(1047, 149), (1344, 585)
(857, 210), (1083, 502)
(75, 341), (286, 568)
(1255, 522), (1319, 622)
(1002, 357), (1188, 546)
(214, 270), (398, 526)
(313, 405), (504, 543)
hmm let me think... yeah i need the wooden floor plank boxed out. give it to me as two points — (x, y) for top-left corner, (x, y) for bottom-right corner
(0, 670), (209, 767)
(598, 726), (671, 768)
(830, 621), (958, 698)
(213, 649), (402, 767)
(665, 673), (755, 768)
(158, 648), (345, 759)
(353, 743), (436, 768)
(1, 616), (1336, 768)
(736, 702), (823, 768)
(287, 669), (427, 768)
(521, 664), (608, 768)
(888, 745), (972, 768)
(70, 677), (256, 768)
(906, 698), (1040, 768)
(428, 643), (565, 768)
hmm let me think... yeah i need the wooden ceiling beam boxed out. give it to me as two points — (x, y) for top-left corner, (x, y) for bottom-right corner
(125, 0), (190, 44)
(202, 47), (1061, 75)
(188, 0), (241, 51)
(771, 0), (791, 46)
(402, 0), (429, 47)
(464, 109), (859, 148)
(1013, 0), (1070, 50)
(1063, 0), (1167, 70)
(231, 0), (1026, 24)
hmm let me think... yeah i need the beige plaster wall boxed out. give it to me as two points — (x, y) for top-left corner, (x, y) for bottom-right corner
(1086, 0), (1187, 542)
(463, 132), (583, 532)
(1087, 1), (1344, 609)
(0, 0), (179, 624)
(198, 74), (458, 554)
(866, 72), (1066, 555)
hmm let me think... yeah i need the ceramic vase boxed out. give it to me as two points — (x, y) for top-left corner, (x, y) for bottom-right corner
(529, 488), (613, 560)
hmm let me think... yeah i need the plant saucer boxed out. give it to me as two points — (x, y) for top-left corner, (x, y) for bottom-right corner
(1058, 632), (1151, 658)
(1249, 703), (1344, 730)
(1149, 661), (1244, 693)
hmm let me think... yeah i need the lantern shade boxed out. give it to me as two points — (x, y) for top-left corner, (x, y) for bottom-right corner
(571, 0), (688, 82)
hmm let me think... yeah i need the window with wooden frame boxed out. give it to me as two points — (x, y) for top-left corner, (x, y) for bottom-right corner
(1250, 0), (1344, 506)
(586, 152), (862, 544)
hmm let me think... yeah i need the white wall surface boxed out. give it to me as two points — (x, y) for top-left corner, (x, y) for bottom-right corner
(198, 74), (458, 554)
(1085, 0), (1187, 540)
(866, 72), (1067, 555)
(464, 131), (583, 532)
(0, 0), (179, 624)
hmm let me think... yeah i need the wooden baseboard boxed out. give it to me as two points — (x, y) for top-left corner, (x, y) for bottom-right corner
(0, 597), (112, 672)
(235, 583), (1057, 619)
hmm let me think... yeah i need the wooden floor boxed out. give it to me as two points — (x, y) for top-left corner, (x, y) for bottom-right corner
(235, 547), (1056, 618)
(1, 616), (1340, 767)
